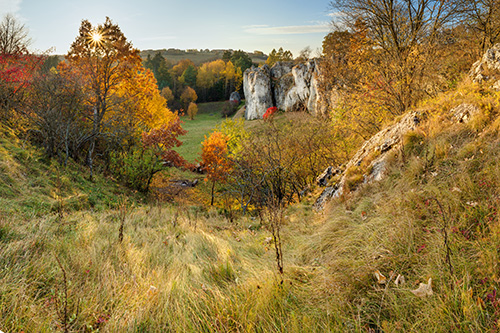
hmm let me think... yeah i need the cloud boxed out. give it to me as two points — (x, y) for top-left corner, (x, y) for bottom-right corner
(0, 0), (22, 15)
(244, 23), (330, 35)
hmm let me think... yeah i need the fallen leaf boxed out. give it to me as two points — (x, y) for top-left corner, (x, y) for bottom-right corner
(411, 278), (433, 297)
(374, 270), (387, 284)
(394, 274), (405, 286)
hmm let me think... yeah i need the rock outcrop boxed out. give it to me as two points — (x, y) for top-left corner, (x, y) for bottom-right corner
(243, 65), (273, 120)
(470, 43), (500, 87)
(243, 60), (332, 119)
(451, 104), (480, 123)
(314, 101), (483, 209)
(314, 110), (426, 209)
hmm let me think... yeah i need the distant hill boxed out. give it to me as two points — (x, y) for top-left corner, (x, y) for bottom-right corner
(140, 48), (268, 66)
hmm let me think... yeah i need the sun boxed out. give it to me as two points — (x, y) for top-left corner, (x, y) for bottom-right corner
(91, 31), (102, 43)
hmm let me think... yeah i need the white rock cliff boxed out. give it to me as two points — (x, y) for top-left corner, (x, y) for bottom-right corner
(243, 65), (273, 120)
(243, 60), (329, 119)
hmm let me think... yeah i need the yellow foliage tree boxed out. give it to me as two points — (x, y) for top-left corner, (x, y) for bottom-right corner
(187, 102), (198, 120)
(180, 86), (197, 110)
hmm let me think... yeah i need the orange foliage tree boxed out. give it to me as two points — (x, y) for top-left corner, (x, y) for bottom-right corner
(180, 86), (197, 110)
(200, 130), (232, 206)
(141, 114), (187, 168)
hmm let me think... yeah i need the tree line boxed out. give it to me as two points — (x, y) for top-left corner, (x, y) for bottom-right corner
(143, 49), (252, 111)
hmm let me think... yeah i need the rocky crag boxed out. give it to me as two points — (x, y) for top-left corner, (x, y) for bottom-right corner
(243, 60), (338, 120)
(470, 43), (500, 89)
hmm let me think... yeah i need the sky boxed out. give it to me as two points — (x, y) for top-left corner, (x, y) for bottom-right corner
(0, 0), (334, 57)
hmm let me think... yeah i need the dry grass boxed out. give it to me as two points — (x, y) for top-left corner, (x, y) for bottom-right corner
(2, 82), (500, 331)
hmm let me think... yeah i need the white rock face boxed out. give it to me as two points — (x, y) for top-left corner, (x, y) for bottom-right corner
(271, 62), (294, 110)
(314, 110), (426, 209)
(281, 62), (314, 111)
(243, 60), (333, 119)
(470, 43), (500, 84)
(243, 65), (273, 120)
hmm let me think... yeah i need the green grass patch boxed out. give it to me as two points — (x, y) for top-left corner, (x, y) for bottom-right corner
(176, 101), (228, 163)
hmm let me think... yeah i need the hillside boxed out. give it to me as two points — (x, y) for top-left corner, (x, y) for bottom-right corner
(1, 79), (500, 331)
(140, 48), (268, 66)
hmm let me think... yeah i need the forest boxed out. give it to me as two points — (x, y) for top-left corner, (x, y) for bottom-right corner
(1, 0), (500, 330)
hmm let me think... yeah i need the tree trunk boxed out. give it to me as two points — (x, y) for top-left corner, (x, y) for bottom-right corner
(211, 181), (216, 206)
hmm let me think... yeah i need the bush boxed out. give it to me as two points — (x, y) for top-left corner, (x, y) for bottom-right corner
(110, 148), (162, 192)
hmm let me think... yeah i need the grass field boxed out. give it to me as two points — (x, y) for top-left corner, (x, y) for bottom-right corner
(175, 101), (228, 163)
(3, 82), (500, 331)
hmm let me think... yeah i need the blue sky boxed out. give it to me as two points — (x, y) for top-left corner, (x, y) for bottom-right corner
(1, 0), (333, 57)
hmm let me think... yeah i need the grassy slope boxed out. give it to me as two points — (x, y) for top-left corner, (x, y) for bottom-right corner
(2, 82), (500, 331)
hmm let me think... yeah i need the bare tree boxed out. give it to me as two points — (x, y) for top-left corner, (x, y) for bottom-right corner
(24, 72), (89, 165)
(0, 14), (31, 55)
(328, 0), (461, 114)
(463, 0), (500, 52)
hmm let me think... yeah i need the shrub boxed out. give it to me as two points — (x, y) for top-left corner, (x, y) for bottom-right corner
(110, 148), (162, 193)
(263, 106), (278, 120)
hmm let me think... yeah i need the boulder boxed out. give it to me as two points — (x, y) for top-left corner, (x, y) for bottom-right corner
(451, 103), (480, 123)
(243, 65), (273, 120)
(281, 62), (315, 112)
(229, 91), (241, 104)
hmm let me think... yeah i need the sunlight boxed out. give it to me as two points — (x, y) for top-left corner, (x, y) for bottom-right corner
(91, 30), (102, 43)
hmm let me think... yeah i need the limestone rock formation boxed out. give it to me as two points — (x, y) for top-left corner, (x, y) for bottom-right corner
(243, 65), (273, 120)
(314, 110), (426, 209)
(451, 103), (480, 123)
(314, 101), (484, 209)
(243, 60), (332, 119)
(470, 43), (500, 85)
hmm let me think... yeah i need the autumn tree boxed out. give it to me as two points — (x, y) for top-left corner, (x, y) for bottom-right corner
(187, 102), (198, 120)
(24, 71), (86, 165)
(161, 86), (174, 107)
(0, 14), (43, 116)
(180, 86), (197, 110)
(201, 131), (232, 206)
(0, 14), (31, 54)
(64, 17), (142, 178)
(329, 0), (461, 114)
(112, 113), (187, 192)
(296, 46), (313, 62)
(170, 59), (195, 96)
(462, 0), (500, 53)
(196, 59), (225, 100)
